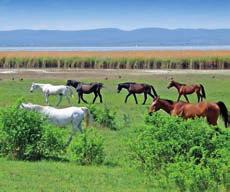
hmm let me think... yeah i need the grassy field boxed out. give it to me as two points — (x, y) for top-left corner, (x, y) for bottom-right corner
(0, 70), (229, 191)
(0, 50), (230, 69)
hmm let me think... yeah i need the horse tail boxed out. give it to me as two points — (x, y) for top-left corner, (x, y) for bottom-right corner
(216, 101), (228, 128)
(200, 84), (206, 99)
(81, 107), (91, 128)
(150, 85), (158, 97)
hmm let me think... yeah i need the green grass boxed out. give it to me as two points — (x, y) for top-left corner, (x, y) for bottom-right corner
(0, 73), (229, 191)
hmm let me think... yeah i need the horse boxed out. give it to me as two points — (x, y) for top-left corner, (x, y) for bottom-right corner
(148, 97), (229, 128)
(30, 82), (73, 106)
(20, 103), (91, 146)
(66, 80), (103, 104)
(117, 82), (158, 104)
(167, 80), (206, 103)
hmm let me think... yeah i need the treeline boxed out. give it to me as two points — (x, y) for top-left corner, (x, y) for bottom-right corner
(0, 56), (230, 69)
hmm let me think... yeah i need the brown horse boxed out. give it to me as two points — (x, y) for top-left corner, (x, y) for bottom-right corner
(148, 97), (228, 128)
(117, 82), (158, 104)
(167, 80), (206, 102)
(66, 80), (103, 104)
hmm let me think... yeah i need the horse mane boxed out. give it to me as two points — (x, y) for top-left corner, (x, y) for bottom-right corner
(161, 98), (174, 104)
(121, 82), (136, 85)
(173, 81), (186, 86)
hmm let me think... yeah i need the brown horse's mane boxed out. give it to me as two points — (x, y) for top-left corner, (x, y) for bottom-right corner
(174, 81), (186, 86)
(161, 98), (174, 104)
(122, 82), (136, 84)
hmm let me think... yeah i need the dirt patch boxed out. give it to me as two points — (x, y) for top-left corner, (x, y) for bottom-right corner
(0, 69), (229, 80)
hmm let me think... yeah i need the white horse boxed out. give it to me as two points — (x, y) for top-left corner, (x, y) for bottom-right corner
(20, 103), (91, 145)
(30, 82), (73, 106)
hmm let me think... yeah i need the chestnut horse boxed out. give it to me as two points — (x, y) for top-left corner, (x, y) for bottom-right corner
(148, 97), (228, 128)
(117, 82), (158, 104)
(167, 80), (206, 102)
(66, 80), (103, 104)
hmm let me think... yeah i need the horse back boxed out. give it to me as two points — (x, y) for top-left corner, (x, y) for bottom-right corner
(181, 102), (209, 118)
(77, 83), (98, 93)
(129, 83), (146, 93)
(180, 84), (199, 94)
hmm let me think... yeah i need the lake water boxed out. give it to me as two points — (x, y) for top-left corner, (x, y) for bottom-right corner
(0, 46), (230, 51)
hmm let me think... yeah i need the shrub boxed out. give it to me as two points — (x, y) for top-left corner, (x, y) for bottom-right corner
(0, 104), (65, 160)
(69, 128), (104, 165)
(130, 113), (230, 191)
(88, 104), (118, 130)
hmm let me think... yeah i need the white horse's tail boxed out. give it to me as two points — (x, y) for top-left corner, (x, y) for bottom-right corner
(81, 107), (91, 128)
(66, 86), (73, 97)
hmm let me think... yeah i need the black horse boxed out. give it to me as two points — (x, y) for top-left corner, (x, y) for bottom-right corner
(66, 80), (103, 104)
(117, 82), (158, 104)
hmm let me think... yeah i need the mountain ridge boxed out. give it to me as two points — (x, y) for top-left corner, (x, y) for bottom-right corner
(0, 28), (230, 46)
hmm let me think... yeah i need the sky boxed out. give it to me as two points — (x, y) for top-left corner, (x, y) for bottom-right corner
(0, 0), (229, 30)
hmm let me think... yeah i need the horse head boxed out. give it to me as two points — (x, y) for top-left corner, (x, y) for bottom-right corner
(66, 80), (80, 88)
(20, 102), (41, 111)
(20, 103), (25, 109)
(148, 96), (160, 115)
(20, 102), (32, 109)
(167, 80), (176, 89)
(117, 83), (122, 93)
(30, 82), (38, 92)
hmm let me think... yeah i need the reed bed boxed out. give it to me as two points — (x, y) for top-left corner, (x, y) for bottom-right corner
(0, 51), (230, 69)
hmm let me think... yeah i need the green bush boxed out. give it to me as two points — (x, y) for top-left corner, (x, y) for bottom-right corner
(89, 104), (118, 130)
(0, 105), (65, 160)
(69, 128), (104, 165)
(130, 113), (230, 191)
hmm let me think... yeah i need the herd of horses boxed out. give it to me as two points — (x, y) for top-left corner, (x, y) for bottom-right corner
(23, 79), (229, 145)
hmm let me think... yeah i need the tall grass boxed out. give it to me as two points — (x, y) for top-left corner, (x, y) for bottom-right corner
(0, 56), (230, 69)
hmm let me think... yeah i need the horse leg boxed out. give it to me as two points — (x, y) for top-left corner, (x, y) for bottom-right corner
(196, 91), (201, 102)
(133, 93), (138, 104)
(177, 94), (182, 102)
(207, 114), (218, 126)
(78, 124), (83, 133)
(45, 94), (50, 105)
(184, 95), (190, 103)
(65, 134), (73, 147)
(125, 93), (132, 103)
(56, 95), (63, 106)
(78, 92), (81, 104)
(81, 94), (88, 104)
(65, 114), (83, 146)
(93, 92), (98, 104)
(200, 92), (203, 102)
(65, 94), (71, 104)
(142, 92), (147, 105)
(148, 92), (155, 99)
(98, 90), (103, 103)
